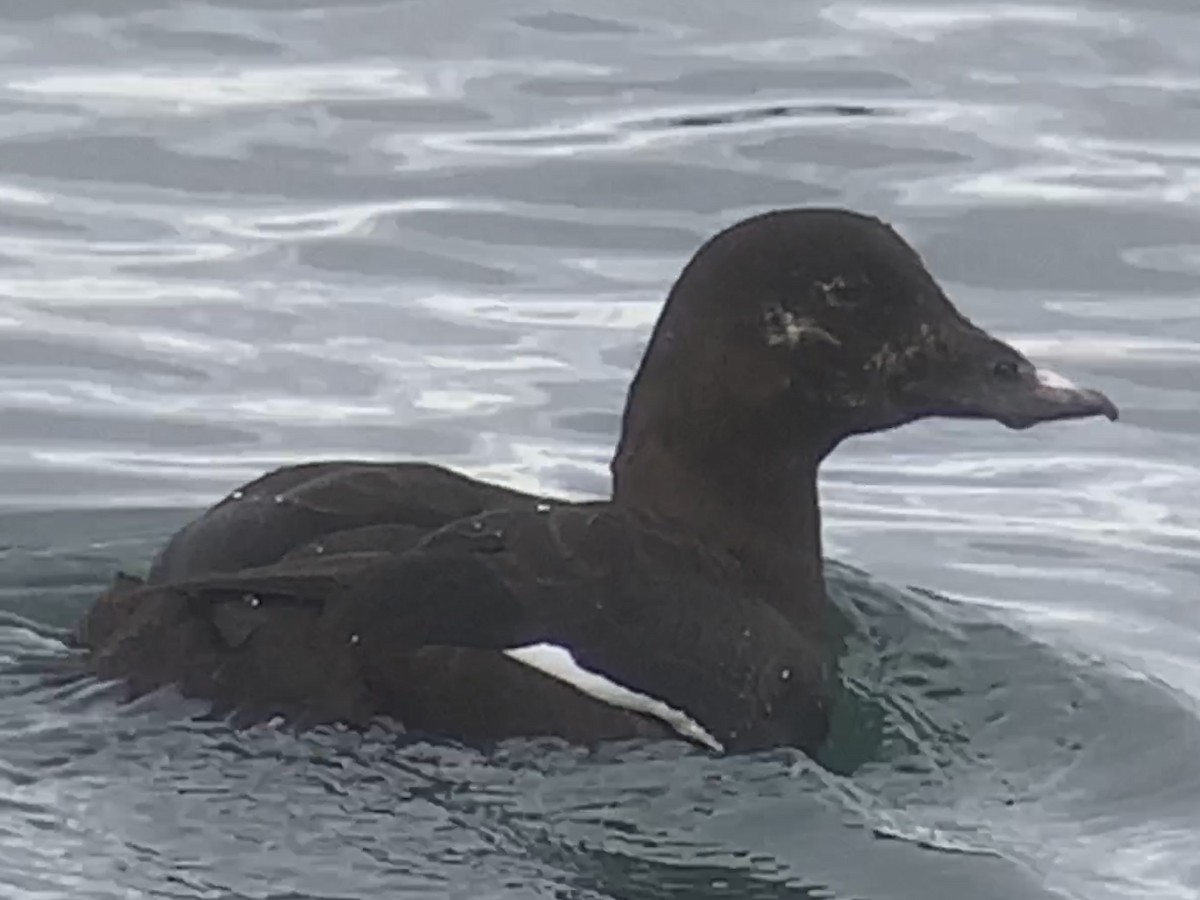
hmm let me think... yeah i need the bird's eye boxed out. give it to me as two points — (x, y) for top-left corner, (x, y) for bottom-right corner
(993, 360), (1020, 380)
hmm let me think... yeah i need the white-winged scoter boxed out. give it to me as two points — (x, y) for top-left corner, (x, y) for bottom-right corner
(74, 208), (1119, 754)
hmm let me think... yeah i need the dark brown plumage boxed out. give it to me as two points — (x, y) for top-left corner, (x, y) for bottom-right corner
(72, 208), (1118, 754)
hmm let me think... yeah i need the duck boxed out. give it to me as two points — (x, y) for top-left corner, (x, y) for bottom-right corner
(72, 208), (1118, 755)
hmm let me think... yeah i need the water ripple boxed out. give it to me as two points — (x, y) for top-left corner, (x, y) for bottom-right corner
(0, 0), (1196, 897)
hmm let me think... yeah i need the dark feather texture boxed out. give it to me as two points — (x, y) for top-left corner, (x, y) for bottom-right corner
(74, 208), (1117, 754)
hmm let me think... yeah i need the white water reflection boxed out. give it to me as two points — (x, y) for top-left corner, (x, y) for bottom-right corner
(9, 65), (441, 108)
(0, 0), (1196, 897)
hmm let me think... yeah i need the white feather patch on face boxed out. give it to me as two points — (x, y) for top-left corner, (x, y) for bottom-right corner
(764, 306), (841, 349)
(1035, 367), (1079, 391)
(502, 642), (725, 753)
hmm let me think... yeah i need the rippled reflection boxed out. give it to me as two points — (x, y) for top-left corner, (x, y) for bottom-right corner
(0, 0), (1197, 897)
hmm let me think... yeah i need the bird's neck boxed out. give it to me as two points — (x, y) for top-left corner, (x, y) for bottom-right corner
(611, 431), (829, 632)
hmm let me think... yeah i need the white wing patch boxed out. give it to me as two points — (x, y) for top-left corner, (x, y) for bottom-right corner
(502, 642), (725, 753)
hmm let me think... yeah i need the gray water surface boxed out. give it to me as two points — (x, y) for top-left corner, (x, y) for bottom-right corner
(1, 1), (1198, 898)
